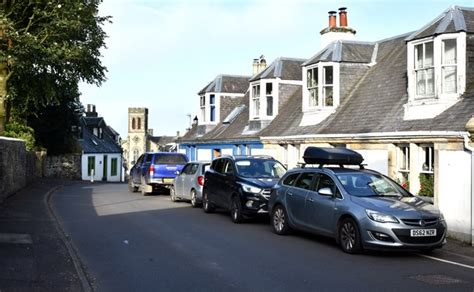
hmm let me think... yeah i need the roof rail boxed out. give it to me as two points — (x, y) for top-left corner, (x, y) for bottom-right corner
(251, 155), (274, 160)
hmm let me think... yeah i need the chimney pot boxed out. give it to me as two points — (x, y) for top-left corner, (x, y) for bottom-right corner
(339, 7), (348, 27)
(328, 11), (337, 28)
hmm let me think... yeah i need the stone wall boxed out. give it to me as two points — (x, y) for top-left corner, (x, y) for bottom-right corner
(0, 137), (40, 202)
(44, 154), (81, 179)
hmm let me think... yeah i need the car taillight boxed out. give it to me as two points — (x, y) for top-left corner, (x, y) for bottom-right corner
(149, 164), (154, 176)
(197, 176), (204, 186)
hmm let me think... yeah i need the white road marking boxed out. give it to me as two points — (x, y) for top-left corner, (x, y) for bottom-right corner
(418, 254), (474, 270)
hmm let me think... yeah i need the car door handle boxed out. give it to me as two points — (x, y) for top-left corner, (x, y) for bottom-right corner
(287, 192), (293, 197)
(307, 198), (314, 202)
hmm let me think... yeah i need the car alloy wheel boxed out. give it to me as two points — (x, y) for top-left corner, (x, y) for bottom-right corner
(272, 205), (290, 235)
(339, 218), (362, 254)
(230, 197), (243, 223)
(190, 190), (198, 208)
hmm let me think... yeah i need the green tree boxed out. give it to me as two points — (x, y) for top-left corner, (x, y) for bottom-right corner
(0, 0), (110, 134)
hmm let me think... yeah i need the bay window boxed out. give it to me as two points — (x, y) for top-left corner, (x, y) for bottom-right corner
(305, 64), (337, 109)
(415, 41), (434, 98)
(210, 94), (216, 122)
(307, 68), (318, 107)
(200, 95), (205, 122)
(441, 39), (457, 94)
(252, 84), (260, 118)
(266, 83), (273, 116)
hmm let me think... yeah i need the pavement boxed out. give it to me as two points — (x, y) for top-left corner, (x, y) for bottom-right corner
(0, 179), (473, 291)
(0, 179), (87, 292)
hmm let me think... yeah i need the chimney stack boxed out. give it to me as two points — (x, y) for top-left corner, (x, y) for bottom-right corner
(85, 104), (98, 117)
(339, 7), (347, 27)
(328, 11), (337, 28)
(320, 7), (356, 49)
(252, 55), (268, 76)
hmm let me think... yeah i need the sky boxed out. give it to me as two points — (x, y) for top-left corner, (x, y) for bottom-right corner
(78, 0), (474, 139)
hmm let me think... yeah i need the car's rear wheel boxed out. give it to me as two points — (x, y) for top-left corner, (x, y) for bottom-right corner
(190, 189), (199, 208)
(230, 196), (243, 223)
(338, 217), (363, 254)
(128, 179), (138, 193)
(170, 187), (178, 202)
(202, 191), (214, 213)
(272, 205), (290, 235)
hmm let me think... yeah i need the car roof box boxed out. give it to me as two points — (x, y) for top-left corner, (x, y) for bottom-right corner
(303, 147), (364, 165)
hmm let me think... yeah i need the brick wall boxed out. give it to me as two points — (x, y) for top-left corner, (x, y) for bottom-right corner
(0, 137), (39, 202)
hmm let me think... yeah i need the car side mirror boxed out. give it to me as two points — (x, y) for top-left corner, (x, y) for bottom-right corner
(225, 170), (233, 176)
(319, 187), (333, 196)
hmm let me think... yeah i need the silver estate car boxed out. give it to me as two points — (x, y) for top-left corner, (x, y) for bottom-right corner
(268, 147), (447, 254)
(171, 161), (210, 207)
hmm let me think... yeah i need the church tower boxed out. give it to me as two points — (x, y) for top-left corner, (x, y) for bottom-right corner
(127, 108), (148, 169)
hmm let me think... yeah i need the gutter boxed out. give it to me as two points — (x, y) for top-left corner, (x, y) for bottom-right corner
(261, 131), (468, 141)
(462, 133), (474, 246)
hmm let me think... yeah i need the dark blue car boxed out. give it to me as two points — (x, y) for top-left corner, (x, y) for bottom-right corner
(129, 152), (188, 195)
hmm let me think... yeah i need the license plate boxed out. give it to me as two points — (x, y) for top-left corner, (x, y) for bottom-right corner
(410, 229), (436, 237)
(163, 178), (174, 184)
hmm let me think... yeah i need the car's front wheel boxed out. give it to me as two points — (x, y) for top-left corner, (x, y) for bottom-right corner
(338, 217), (363, 254)
(272, 205), (290, 235)
(202, 191), (214, 213)
(230, 196), (243, 223)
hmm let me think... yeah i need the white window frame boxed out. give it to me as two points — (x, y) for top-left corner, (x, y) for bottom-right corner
(302, 62), (340, 112)
(199, 95), (206, 123)
(209, 94), (216, 122)
(397, 144), (410, 173)
(419, 144), (434, 174)
(265, 81), (274, 117)
(199, 93), (220, 125)
(250, 83), (261, 119)
(407, 32), (466, 103)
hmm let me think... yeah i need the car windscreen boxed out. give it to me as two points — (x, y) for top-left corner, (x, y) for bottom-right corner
(153, 155), (187, 165)
(235, 159), (286, 178)
(336, 172), (411, 198)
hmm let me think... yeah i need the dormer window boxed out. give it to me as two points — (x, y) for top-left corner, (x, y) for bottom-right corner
(304, 63), (339, 110)
(266, 83), (273, 116)
(251, 84), (260, 119)
(200, 95), (205, 121)
(198, 93), (219, 124)
(405, 32), (466, 120)
(415, 41), (434, 98)
(210, 94), (216, 122)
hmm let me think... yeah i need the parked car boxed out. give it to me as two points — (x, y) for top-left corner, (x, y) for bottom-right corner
(128, 152), (188, 195)
(170, 161), (211, 207)
(202, 155), (286, 223)
(269, 147), (447, 254)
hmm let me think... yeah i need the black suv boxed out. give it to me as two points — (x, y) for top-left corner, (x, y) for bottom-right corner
(202, 155), (286, 223)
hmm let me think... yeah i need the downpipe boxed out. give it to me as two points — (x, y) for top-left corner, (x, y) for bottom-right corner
(462, 133), (474, 246)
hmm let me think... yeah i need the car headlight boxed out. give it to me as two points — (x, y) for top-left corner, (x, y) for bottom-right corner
(439, 213), (445, 222)
(366, 209), (399, 223)
(239, 183), (262, 194)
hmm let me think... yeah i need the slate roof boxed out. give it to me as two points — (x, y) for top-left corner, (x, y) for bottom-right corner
(198, 75), (250, 95)
(249, 57), (306, 82)
(149, 136), (177, 145)
(260, 32), (474, 138)
(80, 117), (122, 154)
(406, 6), (474, 41)
(303, 41), (375, 67)
(180, 92), (259, 144)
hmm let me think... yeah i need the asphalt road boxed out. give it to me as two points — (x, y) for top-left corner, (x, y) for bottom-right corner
(52, 183), (474, 292)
